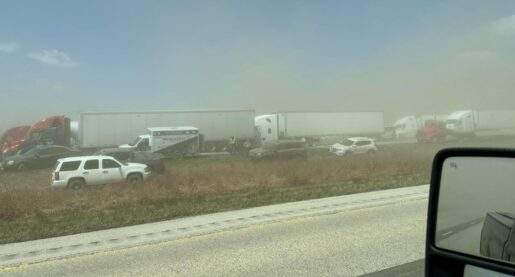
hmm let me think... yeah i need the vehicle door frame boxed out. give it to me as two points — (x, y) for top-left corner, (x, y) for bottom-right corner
(82, 159), (104, 185)
(101, 158), (124, 184)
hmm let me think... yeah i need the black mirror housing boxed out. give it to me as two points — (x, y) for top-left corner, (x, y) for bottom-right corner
(426, 148), (515, 276)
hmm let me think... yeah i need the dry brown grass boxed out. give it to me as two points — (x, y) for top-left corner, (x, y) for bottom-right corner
(0, 148), (432, 221)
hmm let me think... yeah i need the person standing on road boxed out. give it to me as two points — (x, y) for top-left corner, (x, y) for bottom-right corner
(227, 136), (236, 154)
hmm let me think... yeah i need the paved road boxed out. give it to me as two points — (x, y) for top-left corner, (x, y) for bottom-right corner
(0, 197), (427, 276)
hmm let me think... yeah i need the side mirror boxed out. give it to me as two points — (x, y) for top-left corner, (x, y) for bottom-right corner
(426, 148), (515, 276)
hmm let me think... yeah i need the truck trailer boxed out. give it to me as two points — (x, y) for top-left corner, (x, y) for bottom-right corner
(446, 110), (515, 138)
(255, 111), (385, 144)
(79, 110), (256, 151)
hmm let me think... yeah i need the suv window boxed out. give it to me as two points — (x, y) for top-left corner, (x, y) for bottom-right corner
(102, 159), (121, 169)
(59, 161), (81, 171)
(84, 159), (99, 170)
(356, 141), (371, 146)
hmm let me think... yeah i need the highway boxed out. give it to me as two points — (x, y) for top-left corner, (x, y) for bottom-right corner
(0, 186), (428, 277)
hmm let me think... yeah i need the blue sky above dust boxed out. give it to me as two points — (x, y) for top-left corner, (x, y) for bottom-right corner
(1, 0), (515, 130)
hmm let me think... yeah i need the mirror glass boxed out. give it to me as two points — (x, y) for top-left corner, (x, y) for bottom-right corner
(436, 156), (515, 264)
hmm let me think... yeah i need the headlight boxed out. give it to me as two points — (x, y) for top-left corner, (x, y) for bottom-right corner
(7, 160), (14, 165)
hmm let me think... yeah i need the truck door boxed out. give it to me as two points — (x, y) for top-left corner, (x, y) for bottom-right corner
(101, 158), (123, 183)
(137, 138), (150, 151)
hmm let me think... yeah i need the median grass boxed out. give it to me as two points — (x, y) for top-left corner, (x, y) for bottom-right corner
(2, 137), (513, 244)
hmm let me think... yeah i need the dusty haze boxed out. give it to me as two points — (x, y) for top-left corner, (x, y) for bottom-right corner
(1, 1), (515, 132)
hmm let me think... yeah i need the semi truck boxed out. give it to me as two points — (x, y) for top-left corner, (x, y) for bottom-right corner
(446, 110), (515, 138)
(393, 115), (448, 140)
(79, 110), (256, 151)
(0, 125), (31, 159)
(1, 116), (71, 158)
(255, 111), (385, 144)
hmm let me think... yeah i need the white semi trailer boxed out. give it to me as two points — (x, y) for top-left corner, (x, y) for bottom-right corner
(446, 110), (515, 138)
(255, 111), (385, 144)
(79, 110), (256, 151)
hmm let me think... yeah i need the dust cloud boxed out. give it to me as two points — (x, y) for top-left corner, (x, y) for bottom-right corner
(2, 1), (515, 132)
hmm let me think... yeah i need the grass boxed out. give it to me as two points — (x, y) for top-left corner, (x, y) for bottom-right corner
(1, 136), (514, 244)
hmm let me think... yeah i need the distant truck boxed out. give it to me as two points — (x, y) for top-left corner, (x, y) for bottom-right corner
(2, 115), (71, 158)
(393, 115), (448, 140)
(446, 110), (515, 138)
(416, 120), (447, 143)
(255, 111), (385, 144)
(0, 125), (30, 158)
(119, 127), (200, 157)
(79, 110), (255, 151)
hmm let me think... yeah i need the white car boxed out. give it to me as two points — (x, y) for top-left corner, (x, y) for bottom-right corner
(51, 156), (151, 189)
(329, 137), (378, 156)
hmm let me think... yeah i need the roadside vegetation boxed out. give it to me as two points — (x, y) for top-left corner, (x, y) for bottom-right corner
(1, 137), (514, 244)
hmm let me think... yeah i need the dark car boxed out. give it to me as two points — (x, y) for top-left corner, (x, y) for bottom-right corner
(249, 141), (307, 161)
(95, 148), (166, 173)
(2, 145), (81, 170)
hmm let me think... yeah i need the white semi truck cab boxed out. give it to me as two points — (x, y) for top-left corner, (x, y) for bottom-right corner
(445, 110), (475, 136)
(120, 126), (200, 157)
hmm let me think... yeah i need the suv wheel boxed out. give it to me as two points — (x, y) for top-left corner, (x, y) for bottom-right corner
(17, 163), (27, 170)
(367, 149), (376, 155)
(68, 179), (85, 190)
(127, 173), (143, 185)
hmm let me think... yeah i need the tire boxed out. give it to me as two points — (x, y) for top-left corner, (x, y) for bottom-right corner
(367, 150), (376, 155)
(17, 163), (27, 170)
(343, 151), (351, 157)
(68, 179), (85, 190)
(127, 173), (143, 185)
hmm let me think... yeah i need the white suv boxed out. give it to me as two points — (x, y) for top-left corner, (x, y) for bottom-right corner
(329, 137), (378, 156)
(52, 156), (151, 189)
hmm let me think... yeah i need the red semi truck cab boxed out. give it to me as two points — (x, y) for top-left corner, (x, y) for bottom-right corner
(0, 125), (31, 155)
(25, 115), (71, 146)
(416, 120), (447, 142)
(2, 116), (71, 157)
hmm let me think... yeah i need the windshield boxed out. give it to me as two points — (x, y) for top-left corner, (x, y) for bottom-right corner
(2, 1), (515, 276)
(340, 139), (354, 146)
(128, 137), (141, 147)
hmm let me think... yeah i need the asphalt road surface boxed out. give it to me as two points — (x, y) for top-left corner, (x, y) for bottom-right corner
(1, 198), (427, 277)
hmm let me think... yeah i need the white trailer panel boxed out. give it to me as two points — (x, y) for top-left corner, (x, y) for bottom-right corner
(80, 110), (255, 148)
(475, 110), (515, 130)
(278, 111), (385, 138)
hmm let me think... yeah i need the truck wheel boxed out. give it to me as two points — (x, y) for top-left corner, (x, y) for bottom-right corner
(17, 163), (27, 170)
(367, 150), (376, 155)
(68, 179), (85, 190)
(343, 151), (351, 157)
(127, 173), (143, 185)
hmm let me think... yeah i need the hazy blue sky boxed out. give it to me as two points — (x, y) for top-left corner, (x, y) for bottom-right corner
(1, 0), (515, 130)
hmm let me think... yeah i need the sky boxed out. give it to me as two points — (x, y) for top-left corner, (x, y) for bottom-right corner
(1, 0), (515, 131)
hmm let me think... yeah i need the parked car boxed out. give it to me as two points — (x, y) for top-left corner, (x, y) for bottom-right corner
(2, 145), (81, 170)
(329, 137), (377, 156)
(95, 148), (166, 173)
(249, 141), (307, 161)
(52, 156), (151, 189)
